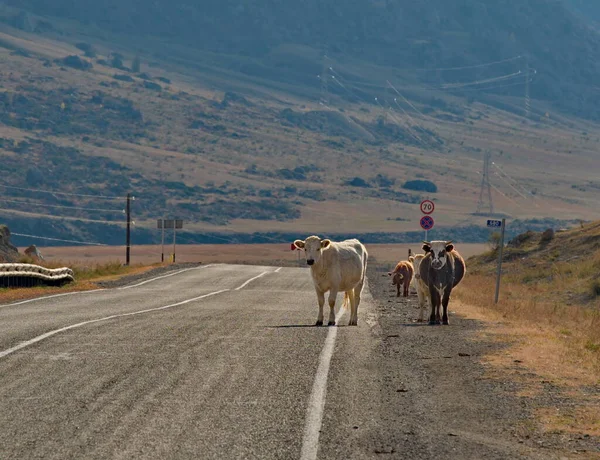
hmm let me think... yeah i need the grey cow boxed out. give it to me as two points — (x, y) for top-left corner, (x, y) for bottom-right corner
(418, 241), (466, 325)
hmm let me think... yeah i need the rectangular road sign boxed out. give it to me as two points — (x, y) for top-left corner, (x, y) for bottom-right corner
(487, 219), (502, 228)
(158, 219), (184, 229)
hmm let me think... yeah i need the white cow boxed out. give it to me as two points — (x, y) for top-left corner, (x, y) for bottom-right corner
(293, 236), (368, 326)
(411, 253), (431, 322)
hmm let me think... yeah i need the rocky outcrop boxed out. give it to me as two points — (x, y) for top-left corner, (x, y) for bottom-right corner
(0, 225), (19, 263)
(24, 244), (44, 261)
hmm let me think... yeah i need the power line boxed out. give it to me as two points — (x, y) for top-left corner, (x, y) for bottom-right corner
(0, 184), (125, 201)
(398, 55), (524, 72)
(438, 71), (522, 89)
(11, 233), (109, 246)
(0, 199), (125, 213)
(441, 77), (532, 93)
(0, 207), (127, 224)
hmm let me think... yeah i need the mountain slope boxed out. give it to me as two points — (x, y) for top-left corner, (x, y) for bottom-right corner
(5, 0), (600, 119)
(1, 2), (600, 247)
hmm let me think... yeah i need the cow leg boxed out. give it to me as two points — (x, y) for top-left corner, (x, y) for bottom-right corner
(429, 288), (440, 325)
(315, 290), (325, 326)
(417, 287), (425, 322)
(348, 290), (358, 326)
(441, 290), (451, 325)
(327, 289), (338, 326)
(403, 281), (409, 297)
(396, 283), (400, 297)
(350, 277), (365, 326)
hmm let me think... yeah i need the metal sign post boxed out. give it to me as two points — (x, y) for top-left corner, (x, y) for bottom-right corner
(159, 219), (184, 264)
(172, 219), (183, 263)
(420, 200), (435, 241)
(487, 219), (506, 303)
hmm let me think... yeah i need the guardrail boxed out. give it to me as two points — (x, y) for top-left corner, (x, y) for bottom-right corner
(0, 264), (75, 288)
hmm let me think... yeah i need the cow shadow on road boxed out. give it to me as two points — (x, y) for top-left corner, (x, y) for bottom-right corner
(267, 324), (318, 328)
(266, 324), (354, 329)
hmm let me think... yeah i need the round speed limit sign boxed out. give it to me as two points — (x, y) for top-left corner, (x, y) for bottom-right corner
(420, 199), (435, 215)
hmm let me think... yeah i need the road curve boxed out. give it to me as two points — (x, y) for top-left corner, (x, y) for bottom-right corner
(0, 264), (376, 460)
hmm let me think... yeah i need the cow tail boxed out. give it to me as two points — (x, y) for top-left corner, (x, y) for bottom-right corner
(342, 292), (350, 310)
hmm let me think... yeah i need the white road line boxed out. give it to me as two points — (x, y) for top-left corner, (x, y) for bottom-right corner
(119, 265), (212, 290)
(0, 265), (213, 309)
(275, 267), (283, 273)
(0, 290), (229, 360)
(234, 270), (270, 291)
(300, 308), (346, 460)
(0, 289), (106, 309)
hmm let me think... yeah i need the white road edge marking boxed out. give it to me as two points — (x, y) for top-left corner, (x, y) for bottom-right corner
(119, 265), (212, 290)
(275, 267), (282, 273)
(0, 289), (229, 360)
(300, 307), (346, 460)
(234, 270), (270, 291)
(0, 265), (214, 309)
(0, 289), (106, 309)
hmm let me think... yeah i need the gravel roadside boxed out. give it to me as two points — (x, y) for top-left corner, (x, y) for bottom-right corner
(364, 260), (599, 459)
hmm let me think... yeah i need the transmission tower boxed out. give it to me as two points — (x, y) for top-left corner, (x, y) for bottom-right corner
(476, 151), (494, 214)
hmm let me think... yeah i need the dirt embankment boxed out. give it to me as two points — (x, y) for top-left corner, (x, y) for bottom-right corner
(365, 260), (600, 459)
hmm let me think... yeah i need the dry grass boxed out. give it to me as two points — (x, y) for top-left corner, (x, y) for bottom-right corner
(456, 274), (600, 378)
(453, 222), (600, 436)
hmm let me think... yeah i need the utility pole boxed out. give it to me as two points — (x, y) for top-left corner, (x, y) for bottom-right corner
(476, 151), (494, 214)
(160, 218), (165, 263)
(172, 223), (177, 264)
(125, 193), (131, 265)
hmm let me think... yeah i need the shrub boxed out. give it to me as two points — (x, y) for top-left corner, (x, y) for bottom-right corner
(143, 81), (162, 91)
(344, 177), (371, 188)
(58, 55), (93, 71)
(75, 42), (97, 58)
(402, 179), (438, 193)
(113, 74), (134, 82)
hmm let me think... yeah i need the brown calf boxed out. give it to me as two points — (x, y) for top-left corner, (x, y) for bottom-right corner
(388, 260), (414, 297)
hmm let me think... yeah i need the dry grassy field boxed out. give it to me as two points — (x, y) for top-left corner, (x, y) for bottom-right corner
(32, 242), (488, 267)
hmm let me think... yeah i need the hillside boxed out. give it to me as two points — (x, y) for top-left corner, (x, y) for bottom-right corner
(5, 0), (600, 119)
(1, 2), (600, 247)
(469, 220), (600, 306)
(566, 0), (600, 24)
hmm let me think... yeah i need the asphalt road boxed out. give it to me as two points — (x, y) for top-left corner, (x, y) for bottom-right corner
(2, 263), (596, 460)
(0, 264), (379, 460)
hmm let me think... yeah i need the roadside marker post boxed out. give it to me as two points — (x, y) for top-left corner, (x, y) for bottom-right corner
(487, 219), (506, 303)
